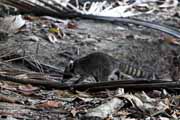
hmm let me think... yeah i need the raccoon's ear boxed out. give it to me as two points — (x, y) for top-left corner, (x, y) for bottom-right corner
(69, 60), (74, 69)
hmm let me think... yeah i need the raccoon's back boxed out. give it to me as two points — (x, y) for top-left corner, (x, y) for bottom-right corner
(74, 52), (118, 80)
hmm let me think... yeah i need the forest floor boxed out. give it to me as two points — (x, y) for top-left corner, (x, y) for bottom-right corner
(0, 5), (179, 120)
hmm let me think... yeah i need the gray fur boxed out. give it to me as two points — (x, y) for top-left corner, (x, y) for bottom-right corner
(63, 52), (155, 84)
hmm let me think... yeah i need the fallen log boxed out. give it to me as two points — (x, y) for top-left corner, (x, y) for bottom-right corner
(0, 74), (179, 91)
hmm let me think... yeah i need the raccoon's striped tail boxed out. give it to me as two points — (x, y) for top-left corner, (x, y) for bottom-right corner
(119, 62), (157, 79)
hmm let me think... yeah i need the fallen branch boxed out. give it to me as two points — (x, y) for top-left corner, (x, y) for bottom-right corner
(80, 14), (180, 38)
(22, 58), (64, 74)
(1, 0), (180, 38)
(0, 74), (179, 91)
(1, 53), (64, 74)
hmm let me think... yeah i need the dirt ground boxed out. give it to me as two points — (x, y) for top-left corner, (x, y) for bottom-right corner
(3, 7), (180, 79)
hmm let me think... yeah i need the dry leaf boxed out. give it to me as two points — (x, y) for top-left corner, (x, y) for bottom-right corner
(86, 97), (124, 118)
(24, 15), (40, 21)
(117, 110), (130, 116)
(176, 111), (180, 116)
(76, 91), (91, 98)
(0, 95), (16, 103)
(71, 108), (79, 117)
(163, 36), (180, 46)
(0, 83), (17, 91)
(47, 33), (59, 43)
(118, 94), (144, 109)
(66, 22), (78, 29)
(18, 84), (39, 95)
(15, 74), (29, 79)
(55, 90), (76, 98)
(159, 0), (178, 8)
(48, 27), (60, 33)
(36, 100), (61, 109)
(0, 15), (26, 32)
(48, 27), (64, 39)
(105, 116), (113, 120)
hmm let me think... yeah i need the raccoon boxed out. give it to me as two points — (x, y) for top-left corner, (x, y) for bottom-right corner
(63, 52), (120, 84)
(63, 52), (156, 84)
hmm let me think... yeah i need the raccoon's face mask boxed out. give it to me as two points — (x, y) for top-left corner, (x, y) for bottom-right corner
(108, 69), (120, 81)
(63, 60), (75, 79)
